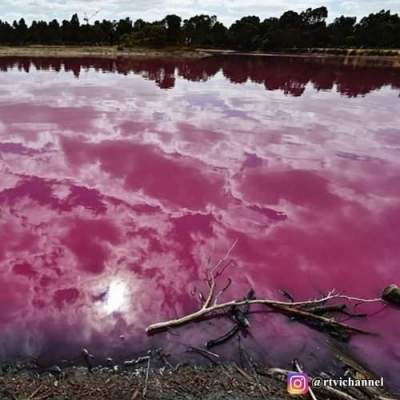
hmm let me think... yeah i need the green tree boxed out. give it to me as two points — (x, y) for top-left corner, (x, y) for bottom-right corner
(355, 10), (400, 47)
(164, 14), (182, 43)
(210, 21), (228, 47)
(115, 18), (133, 41)
(229, 16), (261, 50)
(183, 15), (217, 45)
(13, 18), (28, 43)
(328, 16), (356, 46)
(301, 7), (329, 47)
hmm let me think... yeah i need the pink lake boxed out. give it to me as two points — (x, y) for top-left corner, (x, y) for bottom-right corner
(0, 56), (399, 386)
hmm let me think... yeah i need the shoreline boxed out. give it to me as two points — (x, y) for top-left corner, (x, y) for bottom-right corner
(1, 351), (397, 400)
(0, 361), (293, 400)
(0, 46), (399, 67)
(199, 48), (400, 68)
(0, 45), (211, 59)
(1, 339), (398, 400)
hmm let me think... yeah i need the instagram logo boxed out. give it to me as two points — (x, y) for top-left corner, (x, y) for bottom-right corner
(287, 372), (309, 395)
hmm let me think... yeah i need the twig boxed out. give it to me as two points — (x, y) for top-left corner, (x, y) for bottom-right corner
(280, 289), (295, 302)
(206, 325), (241, 348)
(130, 389), (140, 400)
(264, 367), (293, 376)
(124, 356), (150, 367)
(241, 348), (268, 400)
(214, 278), (232, 305)
(202, 240), (238, 310)
(232, 363), (253, 381)
(142, 356), (151, 398)
(28, 385), (43, 400)
(185, 346), (220, 364)
(210, 239), (238, 275)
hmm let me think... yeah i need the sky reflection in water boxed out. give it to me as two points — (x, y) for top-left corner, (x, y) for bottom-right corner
(0, 56), (399, 386)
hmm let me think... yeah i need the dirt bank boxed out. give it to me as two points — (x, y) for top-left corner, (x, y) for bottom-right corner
(199, 48), (400, 68)
(0, 362), (292, 400)
(2, 46), (399, 68)
(1, 350), (398, 400)
(0, 45), (211, 59)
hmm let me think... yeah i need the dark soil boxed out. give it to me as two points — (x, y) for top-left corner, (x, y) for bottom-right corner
(0, 362), (292, 400)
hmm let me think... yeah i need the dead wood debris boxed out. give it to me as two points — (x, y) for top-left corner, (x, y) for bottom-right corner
(142, 244), (399, 400)
(146, 241), (386, 341)
(1, 349), (398, 400)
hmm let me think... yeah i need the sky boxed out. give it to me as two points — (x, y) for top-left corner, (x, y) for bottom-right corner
(0, 0), (399, 26)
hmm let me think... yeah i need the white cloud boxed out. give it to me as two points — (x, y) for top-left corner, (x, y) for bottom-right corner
(0, 0), (399, 25)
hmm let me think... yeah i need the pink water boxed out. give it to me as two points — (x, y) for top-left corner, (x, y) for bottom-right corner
(0, 56), (399, 383)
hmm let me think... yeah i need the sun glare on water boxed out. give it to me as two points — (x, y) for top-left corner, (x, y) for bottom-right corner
(103, 280), (129, 314)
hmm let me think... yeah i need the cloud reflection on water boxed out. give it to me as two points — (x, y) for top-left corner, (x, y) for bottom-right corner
(0, 56), (399, 386)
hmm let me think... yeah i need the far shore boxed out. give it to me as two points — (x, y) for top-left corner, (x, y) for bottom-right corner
(200, 47), (400, 68)
(0, 45), (211, 59)
(0, 45), (399, 68)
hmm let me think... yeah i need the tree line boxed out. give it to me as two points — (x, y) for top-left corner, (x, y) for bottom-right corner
(0, 7), (399, 49)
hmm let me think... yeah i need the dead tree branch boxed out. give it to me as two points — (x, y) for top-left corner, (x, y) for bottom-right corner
(146, 244), (384, 339)
(146, 293), (383, 335)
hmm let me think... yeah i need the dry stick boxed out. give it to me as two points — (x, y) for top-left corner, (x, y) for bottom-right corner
(264, 367), (293, 376)
(213, 278), (232, 305)
(280, 289), (295, 302)
(28, 385), (43, 400)
(146, 294), (383, 335)
(241, 348), (268, 400)
(142, 356), (151, 398)
(130, 389), (140, 400)
(202, 240), (238, 310)
(210, 239), (239, 275)
(185, 346), (220, 364)
(232, 363), (253, 381)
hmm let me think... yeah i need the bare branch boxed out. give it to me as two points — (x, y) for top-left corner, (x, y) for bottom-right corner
(213, 278), (232, 305)
(201, 239), (238, 310)
(146, 294), (383, 335)
(146, 243), (385, 346)
(210, 239), (238, 275)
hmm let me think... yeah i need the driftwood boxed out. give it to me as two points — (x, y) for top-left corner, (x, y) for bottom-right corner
(146, 242), (384, 337)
